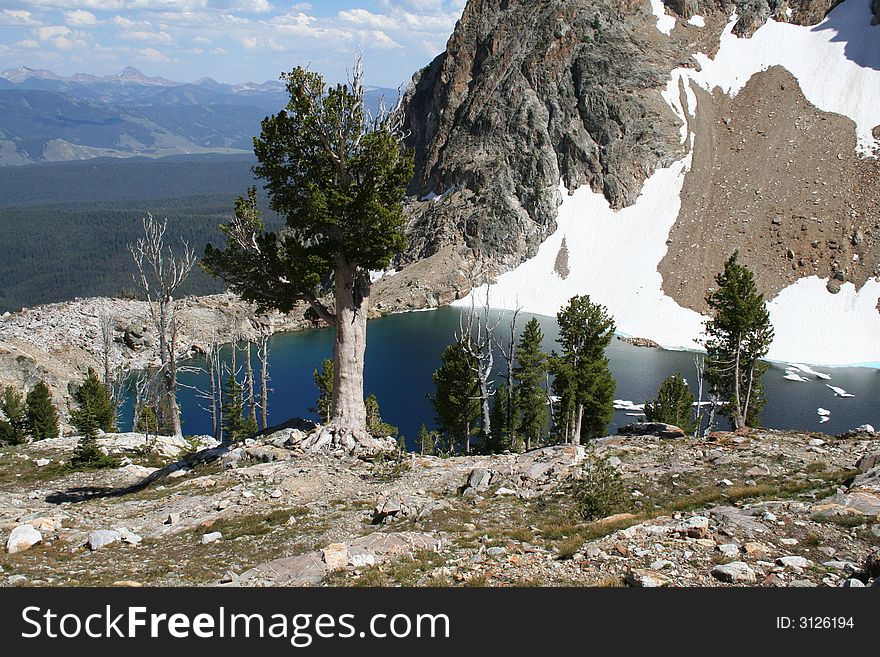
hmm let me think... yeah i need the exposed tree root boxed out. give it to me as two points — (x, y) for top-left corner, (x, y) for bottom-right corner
(301, 424), (396, 459)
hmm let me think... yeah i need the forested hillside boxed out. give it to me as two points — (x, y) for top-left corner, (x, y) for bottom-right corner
(0, 155), (280, 312)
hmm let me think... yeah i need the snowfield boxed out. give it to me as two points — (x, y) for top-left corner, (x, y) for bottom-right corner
(456, 1), (880, 367)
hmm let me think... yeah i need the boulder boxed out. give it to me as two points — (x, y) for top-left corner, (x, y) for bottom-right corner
(87, 529), (121, 551)
(466, 468), (493, 491)
(777, 556), (810, 570)
(202, 532), (222, 545)
(117, 528), (142, 545)
(322, 543), (349, 571)
(718, 543), (740, 557)
(625, 569), (671, 587)
(6, 525), (42, 554)
(675, 515), (710, 539)
(711, 561), (756, 584)
(617, 422), (685, 439)
(856, 452), (880, 473)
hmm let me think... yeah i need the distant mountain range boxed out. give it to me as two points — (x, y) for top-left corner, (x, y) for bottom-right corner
(0, 66), (399, 165)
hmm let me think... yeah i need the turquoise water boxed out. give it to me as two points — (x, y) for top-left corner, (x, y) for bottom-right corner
(119, 307), (880, 445)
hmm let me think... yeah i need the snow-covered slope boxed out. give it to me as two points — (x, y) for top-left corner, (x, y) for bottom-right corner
(457, 0), (880, 367)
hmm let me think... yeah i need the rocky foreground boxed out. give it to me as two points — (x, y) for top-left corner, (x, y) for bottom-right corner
(1, 424), (879, 588)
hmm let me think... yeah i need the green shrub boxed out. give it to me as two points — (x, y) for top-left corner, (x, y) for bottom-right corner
(572, 456), (631, 521)
(644, 373), (695, 434)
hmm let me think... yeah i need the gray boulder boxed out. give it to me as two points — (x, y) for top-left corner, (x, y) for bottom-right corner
(6, 525), (42, 554)
(87, 529), (122, 551)
(711, 561), (757, 584)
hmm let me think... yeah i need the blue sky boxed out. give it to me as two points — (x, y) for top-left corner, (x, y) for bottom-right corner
(0, 1), (466, 87)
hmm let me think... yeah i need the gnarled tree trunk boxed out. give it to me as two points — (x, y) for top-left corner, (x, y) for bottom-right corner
(301, 259), (394, 458)
(331, 261), (368, 432)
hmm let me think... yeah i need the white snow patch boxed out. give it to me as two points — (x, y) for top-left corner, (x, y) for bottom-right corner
(765, 277), (880, 366)
(783, 371), (810, 382)
(614, 400), (646, 411)
(456, 160), (706, 352)
(650, 0), (677, 35)
(369, 269), (397, 283)
(687, 2), (880, 153)
(789, 363), (832, 380)
(688, 15), (706, 27)
(420, 187), (453, 202)
(826, 384), (856, 398)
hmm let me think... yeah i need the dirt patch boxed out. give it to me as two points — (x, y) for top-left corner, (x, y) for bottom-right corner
(660, 66), (880, 313)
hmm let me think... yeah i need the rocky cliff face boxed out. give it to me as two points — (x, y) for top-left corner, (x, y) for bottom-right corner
(401, 0), (687, 273)
(398, 0), (872, 290)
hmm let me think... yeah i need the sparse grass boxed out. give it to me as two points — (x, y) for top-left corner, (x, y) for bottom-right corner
(417, 506), (475, 534)
(556, 536), (584, 560)
(805, 461), (828, 474)
(593, 576), (625, 588)
(462, 574), (490, 587)
(811, 513), (876, 529)
(328, 549), (446, 587)
(204, 508), (298, 540)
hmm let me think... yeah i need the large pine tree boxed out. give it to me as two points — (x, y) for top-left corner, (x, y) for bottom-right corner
(70, 367), (117, 435)
(221, 374), (258, 442)
(0, 385), (28, 445)
(202, 64), (413, 455)
(26, 381), (59, 440)
(645, 373), (695, 434)
(704, 252), (774, 429)
(430, 338), (480, 454)
(551, 296), (616, 444)
(514, 318), (548, 451)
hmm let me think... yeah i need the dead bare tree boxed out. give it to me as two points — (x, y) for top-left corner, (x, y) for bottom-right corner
(498, 306), (522, 450)
(132, 367), (161, 451)
(257, 326), (271, 430)
(128, 214), (196, 438)
(457, 287), (502, 452)
(98, 313), (115, 388)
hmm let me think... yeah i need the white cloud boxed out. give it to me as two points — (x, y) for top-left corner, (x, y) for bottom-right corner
(138, 46), (170, 62)
(122, 30), (173, 43)
(1, 9), (39, 26)
(65, 10), (98, 26)
(34, 25), (72, 41)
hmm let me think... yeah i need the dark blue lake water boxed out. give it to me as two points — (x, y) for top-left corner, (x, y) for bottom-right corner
(119, 307), (880, 445)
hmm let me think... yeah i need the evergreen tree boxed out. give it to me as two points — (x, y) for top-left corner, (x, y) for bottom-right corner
(70, 422), (120, 470)
(416, 423), (436, 456)
(487, 383), (509, 453)
(704, 252), (774, 429)
(202, 64), (414, 450)
(136, 406), (158, 435)
(0, 386), (28, 445)
(429, 338), (480, 453)
(514, 318), (548, 451)
(365, 393), (398, 438)
(26, 381), (60, 440)
(550, 296), (616, 443)
(70, 368), (117, 435)
(221, 374), (258, 442)
(645, 373), (696, 434)
(311, 358), (334, 424)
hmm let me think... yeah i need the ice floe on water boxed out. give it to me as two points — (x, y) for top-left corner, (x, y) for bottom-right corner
(826, 384), (855, 398)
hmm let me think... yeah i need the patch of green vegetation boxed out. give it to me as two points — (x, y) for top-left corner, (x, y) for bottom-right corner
(205, 509), (296, 540)
(571, 456), (631, 521)
(811, 513), (876, 529)
(368, 453), (412, 482)
(328, 549), (446, 588)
